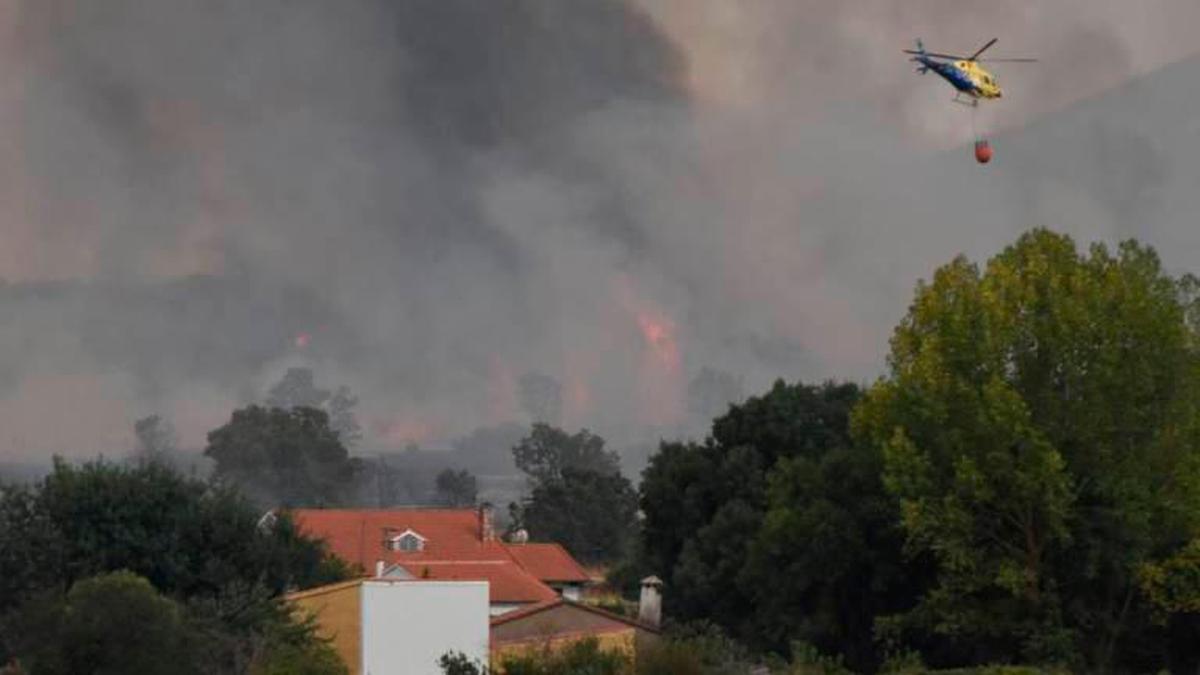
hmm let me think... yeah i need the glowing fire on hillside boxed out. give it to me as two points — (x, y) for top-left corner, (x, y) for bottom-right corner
(636, 311), (681, 374)
(372, 416), (436, 447)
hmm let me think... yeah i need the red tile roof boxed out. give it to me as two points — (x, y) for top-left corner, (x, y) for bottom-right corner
(398, 561), (559, 604)
(503, 543), (590, 583)
(291, 508), (591, 606)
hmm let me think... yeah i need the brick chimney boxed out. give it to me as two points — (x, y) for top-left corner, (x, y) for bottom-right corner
(478, 502), (495, 542)
(638, 576), (663, 628)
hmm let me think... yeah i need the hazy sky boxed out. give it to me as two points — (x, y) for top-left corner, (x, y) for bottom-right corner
(1, 1), (1199, 461)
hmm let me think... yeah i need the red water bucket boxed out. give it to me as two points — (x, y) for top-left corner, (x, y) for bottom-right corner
(974, 139), (993, 164)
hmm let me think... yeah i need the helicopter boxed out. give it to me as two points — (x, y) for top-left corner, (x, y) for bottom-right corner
(905, 38), (1036, 107)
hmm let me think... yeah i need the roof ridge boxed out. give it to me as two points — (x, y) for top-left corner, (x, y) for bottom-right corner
(488, 598), (661, 634)
(291, 507), (480, 514)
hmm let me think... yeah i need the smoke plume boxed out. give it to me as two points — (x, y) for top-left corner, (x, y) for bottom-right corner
(1, 0), (1199, 461)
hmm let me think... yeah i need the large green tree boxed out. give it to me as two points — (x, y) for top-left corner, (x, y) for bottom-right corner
(854, 229), (1200, 671)
(510, 425), (636, 565)
(740, 440), (923, 672)
(638, 380), (916, 670)
(0, 459), (345, 603)
(206, 405), (359, 507)
(519, 467), (638, 565)
(6, 571), (201, 675)
(0, 460), (350, 670)
(512, 423), (619, 487)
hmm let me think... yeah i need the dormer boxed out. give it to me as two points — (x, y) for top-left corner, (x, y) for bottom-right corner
(385, 528), (427, 553)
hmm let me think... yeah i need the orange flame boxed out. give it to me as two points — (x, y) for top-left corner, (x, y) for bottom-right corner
(611, 273), (685, 428)
(372, 416), (436, 447)
(637, 311), (682, 373)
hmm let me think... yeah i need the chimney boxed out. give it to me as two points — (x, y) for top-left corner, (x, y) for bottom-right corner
(638, 576), (663, 628)
(478, 502), (495, 542)
(375, 560), (385, 577)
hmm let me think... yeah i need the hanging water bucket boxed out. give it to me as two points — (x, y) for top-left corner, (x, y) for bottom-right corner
(974, 138), (993, 164)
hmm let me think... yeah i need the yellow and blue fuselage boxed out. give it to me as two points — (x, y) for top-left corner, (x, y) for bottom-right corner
(913, 54), (1002, 100)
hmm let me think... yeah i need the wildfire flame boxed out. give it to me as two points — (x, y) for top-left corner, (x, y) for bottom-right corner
(372, 416), (435, 447)
(610, 273), (686, 428)
(637, 311), (681, 373)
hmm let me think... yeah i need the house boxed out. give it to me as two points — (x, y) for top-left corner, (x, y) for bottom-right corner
(287, 578), (489, 675)
(289, 576), (664, 674)
(490, 593), (662, 667)
(292, 504), (591, 615)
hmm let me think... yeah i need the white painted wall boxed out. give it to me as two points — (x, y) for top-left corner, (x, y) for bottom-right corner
(360, 580), (489, 675)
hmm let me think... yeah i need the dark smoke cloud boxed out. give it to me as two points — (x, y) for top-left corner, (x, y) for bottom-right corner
(2, 0), (1199, 461)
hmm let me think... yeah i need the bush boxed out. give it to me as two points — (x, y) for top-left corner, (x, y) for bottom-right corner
(636, 641), (704, 675)
(500, 638), (629, 675)
(439, 651), (488, 675)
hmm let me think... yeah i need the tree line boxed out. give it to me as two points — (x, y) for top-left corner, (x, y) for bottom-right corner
(8, 228), (1200, 674)
(628, 230), (1200, 674)
(0, 460), (352, 674)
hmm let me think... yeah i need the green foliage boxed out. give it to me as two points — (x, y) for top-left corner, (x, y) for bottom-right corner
(636, 641), (705, 675)
(205, 405), (358, 507)
(249, 616), (349, 675)
(854, 229), (1200, 670)
(0, 459), (350, 670)
(511, 425), (636, 565)
(784, 641), (853, 675)
(439, 652), (489, 675)
(513, 423), (620, 487)
(499, 638), (629, 675)
(639, 380), (916, 671)
(518, 467), (638, 564)
(742, 442), (921, 671)
(878, 649), (926, 674)
(5, 571), (201, 675)
(658, 621), (758, 674)
(436, 468), (478, 507)
(0, 459), (344, 606)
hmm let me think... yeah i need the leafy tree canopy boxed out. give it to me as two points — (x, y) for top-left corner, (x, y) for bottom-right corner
(6, 571), (201, 675)
(513, 423), (619, 487)
(854, 229), (1200, 671)
(511, 425), (636, 565)
(637, 380), (916, 671)
(518, 467), (638, 565)
(205, 405), (358, 507)
(0, 460), (351, 672)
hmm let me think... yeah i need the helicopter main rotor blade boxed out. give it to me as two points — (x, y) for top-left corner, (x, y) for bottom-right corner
(968, 37), (999, 61)
(977, 57), (1038, 63)
(903, 50), (971, 60)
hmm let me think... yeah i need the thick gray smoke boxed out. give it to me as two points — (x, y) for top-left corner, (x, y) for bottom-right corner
(1, 0), (1199, 462)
